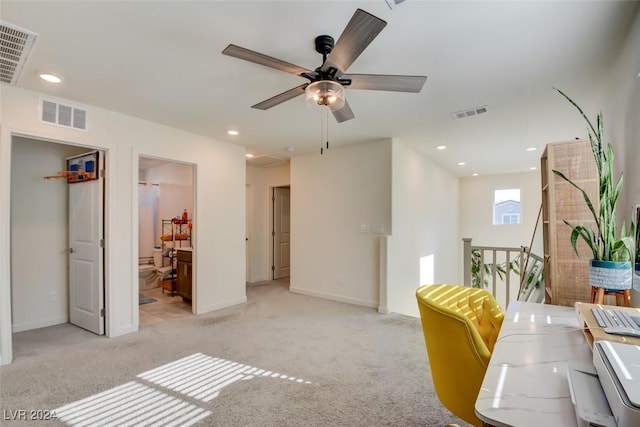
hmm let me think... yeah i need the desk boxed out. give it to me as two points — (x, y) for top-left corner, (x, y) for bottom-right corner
(475, 301), (593, 427)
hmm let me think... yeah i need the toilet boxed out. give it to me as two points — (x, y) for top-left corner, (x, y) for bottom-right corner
(138, 249), (163, 290)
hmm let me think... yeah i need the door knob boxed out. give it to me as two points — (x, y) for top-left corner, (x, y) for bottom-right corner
(69, 248), (74, 253)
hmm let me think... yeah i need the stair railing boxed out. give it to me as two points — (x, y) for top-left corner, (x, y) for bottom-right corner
(463, 238), (545, 307)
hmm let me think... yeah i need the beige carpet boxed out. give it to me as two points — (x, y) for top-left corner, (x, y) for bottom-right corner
(1, 280), (470, 427)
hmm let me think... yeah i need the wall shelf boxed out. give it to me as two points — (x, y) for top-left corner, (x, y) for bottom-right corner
(160, 218), (191, 296)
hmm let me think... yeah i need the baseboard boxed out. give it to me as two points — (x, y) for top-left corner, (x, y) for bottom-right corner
(289, 286), (377, 309)
(197, 296), (247, 314)
(12, 315), (68, 333)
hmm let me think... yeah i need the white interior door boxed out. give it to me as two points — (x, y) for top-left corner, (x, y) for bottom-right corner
(273, 187), (290, 279)
(69, 151), (104, 335)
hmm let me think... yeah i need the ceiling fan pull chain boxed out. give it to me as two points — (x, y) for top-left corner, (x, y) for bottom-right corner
(326, 111), (330, 150)
(320, 114), (325, 155)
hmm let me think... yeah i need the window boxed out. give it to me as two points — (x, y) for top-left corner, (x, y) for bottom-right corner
(502, 214), (520, 224)
(493, 189), (521, 225)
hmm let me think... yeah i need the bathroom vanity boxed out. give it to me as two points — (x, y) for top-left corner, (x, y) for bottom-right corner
(176, 248), (192, 302)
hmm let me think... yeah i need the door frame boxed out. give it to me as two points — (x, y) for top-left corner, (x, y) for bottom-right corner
(135, 154), (197, 316)
(3, 132), (110, 363)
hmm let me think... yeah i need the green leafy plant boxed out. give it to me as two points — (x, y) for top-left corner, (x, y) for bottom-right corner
(470, 249), (521, 289)
(520, 264), (544, 292)
(636, 207), (640, 264)
(470, 249), (544, 301)
(551, 88), (635, 262)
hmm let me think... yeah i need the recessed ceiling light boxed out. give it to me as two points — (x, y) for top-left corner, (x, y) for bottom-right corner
(227, 130), (239, 136)
(436, 145), (447, 150)
(458, 162), (466, 166)
(530, 166), (538, 170)
(472, 173), (479, 176)
(526, 147), (537, 152)
(245, 153), (254, 158)
(39, 73), (62, 83)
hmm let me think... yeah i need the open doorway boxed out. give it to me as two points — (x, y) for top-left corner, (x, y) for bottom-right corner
(272, 186), (290, 280)
(10, 136), (106, 349)
(138, 156), (195, 326)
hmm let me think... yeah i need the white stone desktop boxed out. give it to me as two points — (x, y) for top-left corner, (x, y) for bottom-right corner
(475, 301), (593, 427)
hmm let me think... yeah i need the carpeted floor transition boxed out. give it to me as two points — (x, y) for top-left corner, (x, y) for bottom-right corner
(2, 280), (470, 427)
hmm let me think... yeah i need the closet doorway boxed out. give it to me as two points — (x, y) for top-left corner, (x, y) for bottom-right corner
(10, 136), (106, 347)
(138, 156), (195, 326)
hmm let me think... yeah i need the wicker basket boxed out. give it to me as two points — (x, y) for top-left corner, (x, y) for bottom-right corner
(589, 259), (632, 290)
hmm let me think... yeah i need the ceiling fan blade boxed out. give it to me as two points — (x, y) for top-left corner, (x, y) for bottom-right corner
(222, 44), (312, 76)
(251, 84), (308, 110)
(343, 74), (427, 92)
(332, 100), (355, 123)
(321, 9), (387, 75)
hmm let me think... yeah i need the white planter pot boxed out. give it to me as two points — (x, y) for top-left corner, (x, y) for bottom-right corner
(633, 263), (640, 291)
(589, 259), (632, 290)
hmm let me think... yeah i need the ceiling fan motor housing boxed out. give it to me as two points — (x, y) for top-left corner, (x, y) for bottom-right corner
(314, 35), (334, 55)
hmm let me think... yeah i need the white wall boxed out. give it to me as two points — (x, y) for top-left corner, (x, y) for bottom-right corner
(600, 9), (640, 215)
(147, 161), (194, 187)
(385, 140), (459, 317)
(10, 137), (89, 332)
(598, 11), (640, 305)
(245, 163), (290, 283)
(459, 171), (543, 251)
(290, 140), (392, 307)
(0, 86), (246, 365)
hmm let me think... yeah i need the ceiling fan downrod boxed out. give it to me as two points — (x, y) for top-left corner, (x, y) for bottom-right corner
(315, 35), (334, 63)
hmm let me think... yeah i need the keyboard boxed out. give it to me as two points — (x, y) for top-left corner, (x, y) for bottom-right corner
(591, 308), (640, 330)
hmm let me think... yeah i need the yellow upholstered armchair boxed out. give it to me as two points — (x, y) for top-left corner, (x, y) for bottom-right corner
(416, 284), (504, 427)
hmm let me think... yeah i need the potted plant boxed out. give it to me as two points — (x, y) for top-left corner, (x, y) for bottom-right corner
(635, 206), (640, 289)
(552, 88), (636, 295)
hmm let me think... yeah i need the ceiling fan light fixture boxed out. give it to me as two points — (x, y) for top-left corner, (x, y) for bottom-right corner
(305, 80), (345, 112)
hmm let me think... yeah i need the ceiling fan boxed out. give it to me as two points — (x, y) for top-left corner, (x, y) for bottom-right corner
(222, 8), (427, 123)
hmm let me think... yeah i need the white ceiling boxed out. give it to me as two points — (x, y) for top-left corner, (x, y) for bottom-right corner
(2, 0), (638, 176)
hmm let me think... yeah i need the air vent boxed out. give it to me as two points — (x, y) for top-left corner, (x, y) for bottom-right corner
(40, 98), (88, 130)
(246, 155), (287, 168)
(0, 21), (38, 85)
(452, 105), (488, 120)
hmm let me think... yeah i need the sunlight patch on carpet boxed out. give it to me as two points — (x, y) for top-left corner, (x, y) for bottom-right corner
(54, 353), (311, 426)
(54, 381), (210, 427)
(137, 352), (313, 402)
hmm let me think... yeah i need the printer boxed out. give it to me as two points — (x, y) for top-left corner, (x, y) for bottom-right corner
(593, 340), (640, 427)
